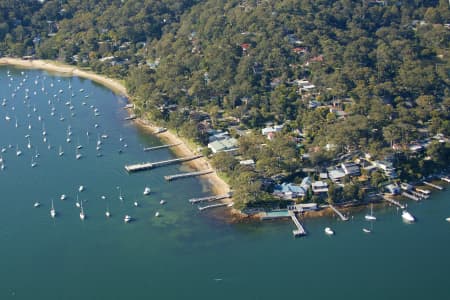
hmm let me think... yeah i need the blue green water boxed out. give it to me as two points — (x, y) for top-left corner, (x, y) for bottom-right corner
(0, 67), (449, 300)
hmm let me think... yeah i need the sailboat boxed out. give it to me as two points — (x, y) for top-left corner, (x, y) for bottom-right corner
(16, 144), (22, 156)
(76, 148), (82, 160)
(27, 137), (31, 149)
(50, 199), (56, 218)
(117, 186), (124, 201)
(365, 204), (376, 221)
(79, 201), (85, 220)
(58, 145), (64, 156)
(31, 156), (37, 168)
(75, 194), (81, 208)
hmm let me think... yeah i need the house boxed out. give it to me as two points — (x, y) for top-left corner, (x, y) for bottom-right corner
(273, 183), (307, 199)
(239, 159), (255, 166)
(385, 184), (401, 195)
(373, 160), (397, 178)
(208, 130), (230, 143)
(328, 169), (346, 183)
(312, 181), (329, 194)
(273, 177), (311, 200)
(207, 138), (238, 154)
(262, 125), (283, 136)
(341, 162), (361, 177)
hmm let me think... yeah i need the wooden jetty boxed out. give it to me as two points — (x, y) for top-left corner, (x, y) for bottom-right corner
(329, 205), (349, 221)
(198, 202), (230, 211)
(423, 181), (443, 190)
(164, 169), (213, 181)
(125, 155), (202, 172)
(143, 143), (181, 151)
(441, 176), (450, 183)
(189, 193), (231, 204)
(289, 211), (307, 237)
(381, 194), (405, 209)
(402, 192), (421, 202)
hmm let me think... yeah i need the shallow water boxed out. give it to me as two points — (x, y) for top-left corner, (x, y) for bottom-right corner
(0, 67), (449, 300)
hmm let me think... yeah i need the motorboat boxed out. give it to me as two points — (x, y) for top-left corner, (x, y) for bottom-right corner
(324, 227), (334, 235)
(402, 210), (415, 223)
(60, 194), (67, 201)
(445, 217), (450, 222)
(124, 215), (132, 223)
(155, 211), (160, 217)
(78, 185), (84, 192)
(143, 187), (151, 195)
(105, 210), (111, 218)
(34, 202), (40, 208)
(362, 228), (371, 233)
(160, 200), (166, 205)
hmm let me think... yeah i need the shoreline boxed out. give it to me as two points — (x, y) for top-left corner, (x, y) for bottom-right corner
(0, 57), (237, 216)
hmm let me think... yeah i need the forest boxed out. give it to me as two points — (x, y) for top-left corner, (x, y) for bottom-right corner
(1, 0), (449, 209)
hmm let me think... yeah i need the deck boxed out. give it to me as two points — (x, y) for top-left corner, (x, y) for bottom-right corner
(164, 169), (213, 181)
(124, 155), (202, 172)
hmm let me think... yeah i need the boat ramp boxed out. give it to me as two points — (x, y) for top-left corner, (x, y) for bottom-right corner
(423, 181), (443, 190)
(143, 143), (181, 151)
(401, 192), (421, 202)
(164, 169), (213, 181)
(328, 205), (349, 221)
(124, 155), (202, 172)
(441, 176), (450, 183)
(189, 193), (232, 204)
(198, 202), (230, 211)
(381, 194), (405, 209)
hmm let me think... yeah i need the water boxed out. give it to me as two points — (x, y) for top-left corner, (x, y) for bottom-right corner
(0, 67), (449, 300)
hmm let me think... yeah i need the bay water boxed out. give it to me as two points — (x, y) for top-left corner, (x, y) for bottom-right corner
(0, 67), (449, 300)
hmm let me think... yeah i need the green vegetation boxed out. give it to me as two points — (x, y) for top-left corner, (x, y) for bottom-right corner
(1, 0), (450, 210)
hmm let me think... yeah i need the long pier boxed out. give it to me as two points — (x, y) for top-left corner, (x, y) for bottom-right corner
(402, 192), (421, 202)
(198, 202), (230, 211)
(423, 181), (443, 190)
(164, 169), (213, 181)
(189, 193), (231, 204)
(329, 205), (349, 221)
(143, 143), (181, 151)
(381, 194), (405, 209)
(125, 155), (202, 172)
(289, 211), (307, 237)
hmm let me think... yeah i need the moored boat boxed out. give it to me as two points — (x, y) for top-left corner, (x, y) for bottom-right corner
(402, 210), (415, 223)
(324, 227), (334, 235)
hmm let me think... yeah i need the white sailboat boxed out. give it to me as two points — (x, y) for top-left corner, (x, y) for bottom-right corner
(60, 194), (67, 201)
(58, 145), (64, 156)
(16, 144), (22, 156)
(31, 156), (37, 168)
(50, 199), (56, 218)
(76, 148), (82, 160)
(365, 204), (377, 221)
(79, 201), (86, 220)
(75, 194), (81, 208)
(27, 137), (31, 149)
(78, 185), (84, 192)
(117, 186), (123, 201)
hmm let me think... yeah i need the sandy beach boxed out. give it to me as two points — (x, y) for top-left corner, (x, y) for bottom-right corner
(0, 57), (232, 208)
